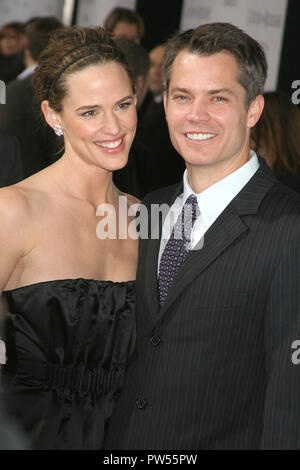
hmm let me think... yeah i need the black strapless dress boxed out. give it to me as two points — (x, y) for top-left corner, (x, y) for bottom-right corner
(1, 278), (136, 450)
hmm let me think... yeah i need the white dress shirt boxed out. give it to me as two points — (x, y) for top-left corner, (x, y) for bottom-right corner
(0, 338), (6, 365)
(17, 63), (37, 80)
(153, 93), (163, 104)
(158, 151), (260, 271)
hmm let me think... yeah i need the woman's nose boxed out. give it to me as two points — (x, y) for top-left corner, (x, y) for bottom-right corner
(102, 111), (121, 135)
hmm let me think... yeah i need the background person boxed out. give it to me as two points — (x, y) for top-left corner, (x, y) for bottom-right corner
(0, 128), (24, 187)
(0, 22), (25, 84)
(0, 296), (28, 450)
(138, 42), (185, 193)
(251, 90), (300, 193)
(115, 38), (150, 109)
(0, 399), (28, 450)
(0, 17), (63, 178)
(103, 7), (145, 44)
(140, 43), (165, 113)
(113, 38), (151, 199)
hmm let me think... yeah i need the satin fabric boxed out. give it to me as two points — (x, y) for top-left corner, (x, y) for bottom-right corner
(1, 278), (136, 449)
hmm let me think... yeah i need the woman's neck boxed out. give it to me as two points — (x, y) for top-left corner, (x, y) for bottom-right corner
(51, 153), (120, 209)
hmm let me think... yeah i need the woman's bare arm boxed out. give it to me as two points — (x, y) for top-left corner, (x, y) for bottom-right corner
(0, 187), (28, 291)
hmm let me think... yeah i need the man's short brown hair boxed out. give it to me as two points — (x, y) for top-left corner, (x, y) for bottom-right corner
(163, 22), (267, 108)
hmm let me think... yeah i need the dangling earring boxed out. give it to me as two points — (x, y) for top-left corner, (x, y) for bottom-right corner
(53, 124), (63, 136)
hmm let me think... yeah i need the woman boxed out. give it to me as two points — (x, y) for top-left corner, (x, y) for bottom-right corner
(251, 91), (300, 193)
(0, 26), (138, 449)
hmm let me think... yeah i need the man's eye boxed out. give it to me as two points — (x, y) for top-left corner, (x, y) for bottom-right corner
(174, 95), (188, 102)
(214, 96), (226, 102)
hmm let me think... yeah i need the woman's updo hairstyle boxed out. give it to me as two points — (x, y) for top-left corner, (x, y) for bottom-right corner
(33, 25), (135, 112)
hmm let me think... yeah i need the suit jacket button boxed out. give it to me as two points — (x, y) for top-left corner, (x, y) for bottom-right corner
(150, 335), (161, 346)
(136, 396), (147, 409)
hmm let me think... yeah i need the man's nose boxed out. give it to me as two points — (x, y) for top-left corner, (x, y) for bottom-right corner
(187, 100), (210, 121)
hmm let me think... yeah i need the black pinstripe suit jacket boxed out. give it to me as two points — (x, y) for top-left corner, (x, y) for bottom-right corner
(106, 159), (300, 449)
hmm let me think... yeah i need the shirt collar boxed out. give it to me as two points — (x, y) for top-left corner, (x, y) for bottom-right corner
(182, 151), (260, 230)
(183, 151), (259, 200)
(17, 63), (37, 80)
(153, 93), (163, 104)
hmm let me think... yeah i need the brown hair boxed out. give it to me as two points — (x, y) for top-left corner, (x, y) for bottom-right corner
(115, 38), (150, 79)
(25, 16), (63, 61)
(251, 91), (300, 174)
(104, 7), (145, 40)
(33, 25), (134, 113)
(163, 23), (267, 108)
(0, 22), (25, 38)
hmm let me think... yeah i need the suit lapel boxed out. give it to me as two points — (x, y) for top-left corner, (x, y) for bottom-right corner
(141, 184), (183, 326)
(158, 204), (248, 317)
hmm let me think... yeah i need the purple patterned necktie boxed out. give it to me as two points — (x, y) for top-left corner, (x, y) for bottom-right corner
(158, 194), (199, 306)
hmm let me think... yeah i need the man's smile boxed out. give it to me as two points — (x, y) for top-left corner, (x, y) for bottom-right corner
(185, 132), (217, 141)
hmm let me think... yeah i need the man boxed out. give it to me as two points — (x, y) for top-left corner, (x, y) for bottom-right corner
(139, 44), (165, 119)
(0, 22), (25, 84)
(0, 129), (24, 187)
(0, 17), (62, 178)
(103, 7), (145, 44)
(0, 296), (28, 449)
(138, 43), (186, 193)
(106, 23), (300, 449)
(113, 38), (151, 199)
(115, 38), (150, 109)
(148, 44), (165, 102)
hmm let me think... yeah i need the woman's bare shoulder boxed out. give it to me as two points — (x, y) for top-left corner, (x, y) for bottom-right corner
(0, 169), (53, 217)
(0, 185), (34, 290)
(0, 184), (31, 219)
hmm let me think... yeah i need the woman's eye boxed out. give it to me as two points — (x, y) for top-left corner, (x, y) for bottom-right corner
(116, 101), (132, 111)
(82, 110), (96, 117)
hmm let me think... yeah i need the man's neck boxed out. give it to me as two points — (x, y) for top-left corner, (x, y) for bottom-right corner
(186, 152), (251, 193)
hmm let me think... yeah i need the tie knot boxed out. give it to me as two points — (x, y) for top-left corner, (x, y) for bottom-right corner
(185, 194), (197, 204)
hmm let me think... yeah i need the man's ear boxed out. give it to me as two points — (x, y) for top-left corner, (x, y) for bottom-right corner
(41, 100), (62, 130)
(247, 94), (264, 128)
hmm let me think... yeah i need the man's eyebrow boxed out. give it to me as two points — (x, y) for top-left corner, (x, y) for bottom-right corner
(169, 87), (234, 96)
(169, 87), (190, 94)
(207, 88), (234, 96)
